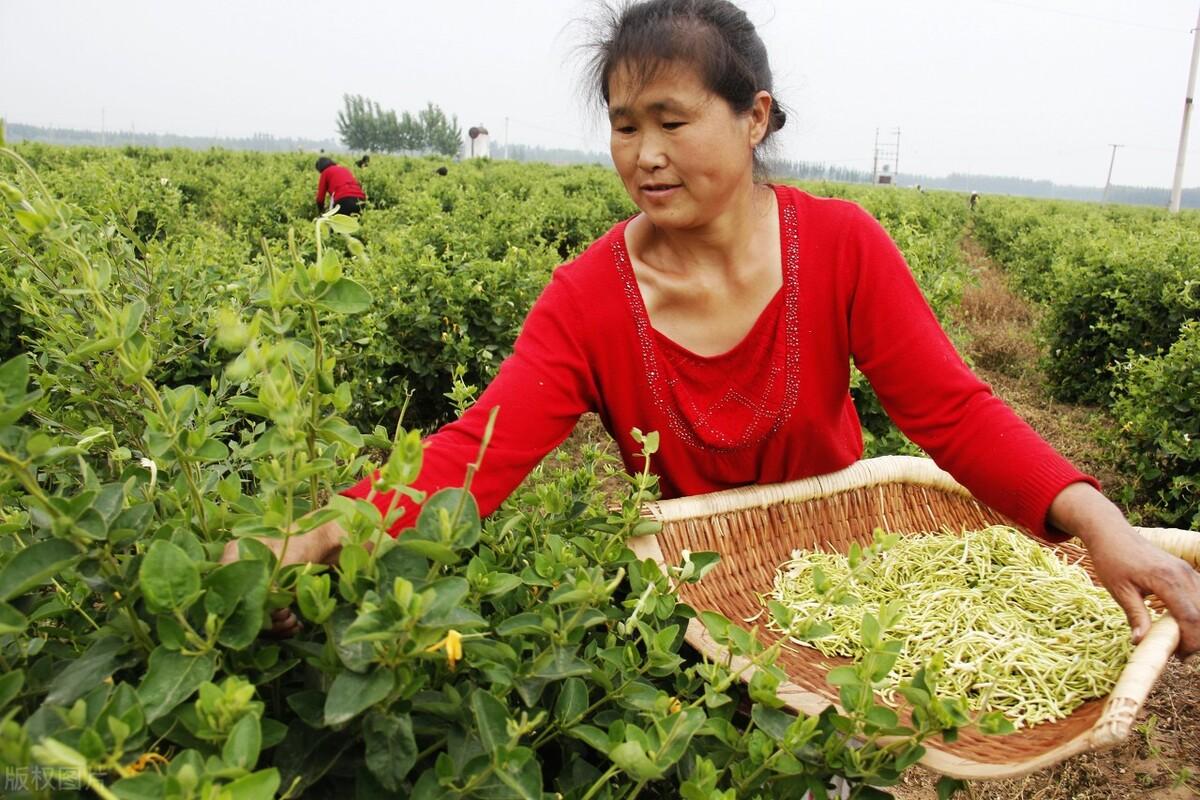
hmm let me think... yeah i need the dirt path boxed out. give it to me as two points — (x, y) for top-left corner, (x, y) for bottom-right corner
(891, 235), (1200, 800)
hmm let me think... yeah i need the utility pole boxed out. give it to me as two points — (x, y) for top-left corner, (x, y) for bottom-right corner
(101, 108), (106, 146)
(1102, 144), (1123, 203)
(1170, 6), (1200, 213)
(504, 116), (510, 160)
(872, 128), (879, 181)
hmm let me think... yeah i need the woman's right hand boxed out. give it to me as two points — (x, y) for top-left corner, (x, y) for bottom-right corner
(219, 519), (349, 637)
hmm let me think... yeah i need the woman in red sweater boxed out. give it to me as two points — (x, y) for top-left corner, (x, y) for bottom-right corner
(315, 156), (366, 215)
(235, 0), (1200, 654)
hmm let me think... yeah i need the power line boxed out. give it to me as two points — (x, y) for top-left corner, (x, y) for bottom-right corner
(978, 0), (1189, 35)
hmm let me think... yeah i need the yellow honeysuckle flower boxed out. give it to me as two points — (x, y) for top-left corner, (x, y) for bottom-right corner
(117, 752), (169, 778)
(426, 629), (464, 671)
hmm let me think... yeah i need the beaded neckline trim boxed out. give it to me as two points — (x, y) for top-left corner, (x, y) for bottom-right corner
(610, 192), (801, 453)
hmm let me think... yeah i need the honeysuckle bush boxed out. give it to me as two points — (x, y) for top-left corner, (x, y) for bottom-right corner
(1110, 321), (1200, 528)
(973, 194), (1200, 526)
(0, 148), (1006, 799)
(973, 195), (1200, 405)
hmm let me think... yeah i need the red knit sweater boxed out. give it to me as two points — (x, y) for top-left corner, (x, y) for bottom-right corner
(343, 184), (1097, 541)
(316, 164), (366, 205)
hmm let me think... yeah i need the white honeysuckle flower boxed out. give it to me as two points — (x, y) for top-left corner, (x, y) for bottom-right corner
(139, 457), (158, 491)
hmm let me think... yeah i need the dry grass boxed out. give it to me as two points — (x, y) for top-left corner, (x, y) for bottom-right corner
(952, 236), (1126, 495)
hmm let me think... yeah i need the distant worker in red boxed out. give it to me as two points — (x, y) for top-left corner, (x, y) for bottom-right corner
(314, 157), (366, 216)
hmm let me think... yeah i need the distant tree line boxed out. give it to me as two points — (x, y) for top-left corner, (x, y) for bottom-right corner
(768, 158), (874, 185)
(893, 171), (1200, 209)
(335, 95), (462, 157)
(503, 143), (611, 166)
(4, 122), (340, 153)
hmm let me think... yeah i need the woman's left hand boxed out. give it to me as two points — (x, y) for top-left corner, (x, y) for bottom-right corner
(1049, 482), (1200, 658)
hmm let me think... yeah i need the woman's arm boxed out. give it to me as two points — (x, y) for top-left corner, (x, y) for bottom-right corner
(225, 270), (599, 562)
(1048, 482), (1200, 655)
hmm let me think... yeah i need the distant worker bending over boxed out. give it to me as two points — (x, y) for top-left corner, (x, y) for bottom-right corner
(314, 157), (366, 216)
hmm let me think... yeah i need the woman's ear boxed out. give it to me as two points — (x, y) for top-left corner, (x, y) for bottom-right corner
(748, 90), (773, 148)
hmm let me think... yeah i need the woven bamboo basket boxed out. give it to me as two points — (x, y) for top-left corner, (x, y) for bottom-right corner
(627, 455), (1200, 780)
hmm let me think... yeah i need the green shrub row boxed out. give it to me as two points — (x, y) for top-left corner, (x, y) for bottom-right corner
(2, 146), (975, 461)
(974, 195), (1200, 525)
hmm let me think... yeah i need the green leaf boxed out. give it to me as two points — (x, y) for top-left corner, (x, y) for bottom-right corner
(224, 768), (281, 800)
(139, 540), (201, 613)
(223, 714), (262, 770)
(192, 438), (229, 461)
(420, 577), (469, 625)
(495, 612), (544, 637)
(554, 678), (588, 725)
(652, 709), (705, 769)
(316, 278), (373, 314)
(861, 612), (881, 649)
(110, 773), (166, 800)
(471, 689), (511, 755)
(204, 559), (269, 649)
(415, 488), (481, 549)
(395, 538), (459, 564)
(936, 775), (967, 800)
(698, 611), (731, 643)
(568, 724), (610, 754)
(494, 750), (542, 800)
(0, 669), (24, 710)
(0, 538), (80, 602)
(608, 740), (664, 781)
(825, 666), (861, 688)
(326, 213), (360, 234)
(318, 417), (364, 448)
(364, 710), (418, 791)
(682, 551), (720, 583)
(482, 573), (523, 597)
(0, 601), (27, 635)
(865, 705), (899, 730)
(530, 646), (592, 680)
(137, 647), (217, 724)
(45, 635), (131, 706)
(324, 668), (395, 726)
(977, 711), (1016, 735)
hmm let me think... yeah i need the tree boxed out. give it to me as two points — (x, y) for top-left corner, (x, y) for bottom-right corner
(394, 111), (425, 152)
(418, 103), (463, 157)
(335, 96), (461, 156)
(336, 94), (398, 153)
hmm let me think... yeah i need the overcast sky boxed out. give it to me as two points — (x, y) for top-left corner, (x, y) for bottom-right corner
(3, 0), (1199, 188)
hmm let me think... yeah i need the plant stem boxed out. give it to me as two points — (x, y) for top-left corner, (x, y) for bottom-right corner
(580, 765), (620, 800)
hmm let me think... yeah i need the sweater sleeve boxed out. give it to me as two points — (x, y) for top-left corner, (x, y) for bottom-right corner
(843, 205), (1099, 541)
(316, 171), (328, 207)
(340, 270), (598, 535)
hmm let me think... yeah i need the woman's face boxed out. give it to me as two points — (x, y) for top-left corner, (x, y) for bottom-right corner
(607, 61), (769, 230)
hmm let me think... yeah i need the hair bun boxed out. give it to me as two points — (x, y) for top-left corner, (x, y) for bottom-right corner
(769, 100), (787, 132)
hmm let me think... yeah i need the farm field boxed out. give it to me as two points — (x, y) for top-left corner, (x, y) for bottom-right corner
(0, 142), (1197, 798)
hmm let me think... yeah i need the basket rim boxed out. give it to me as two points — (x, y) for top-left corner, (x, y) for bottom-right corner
(641, 455), (972, 524)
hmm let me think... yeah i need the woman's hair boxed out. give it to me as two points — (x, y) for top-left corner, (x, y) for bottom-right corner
(582, 0), (786, 175)
(315, 157), (335, 172)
